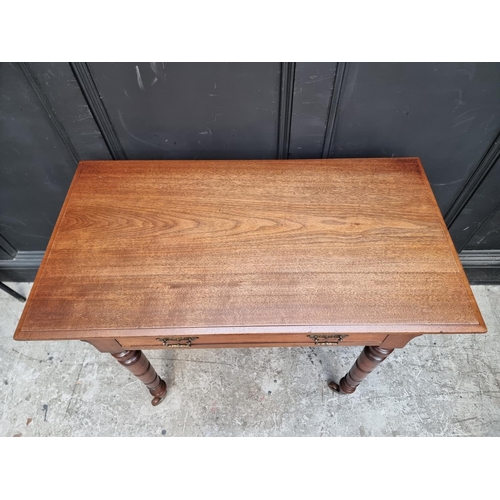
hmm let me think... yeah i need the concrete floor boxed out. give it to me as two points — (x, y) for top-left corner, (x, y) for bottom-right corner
(1, 283), (499, 437)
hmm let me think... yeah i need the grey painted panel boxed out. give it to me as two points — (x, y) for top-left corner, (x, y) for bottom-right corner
(466, 206), (500, 250)
(331, 63), (500, 214)
(0, 250), (43, 281)
(0, 234), (17, 259)
(0, 63), (76, 251)
(463, 266), (500, 284)
(449, 156), (500, 250)
(288, 63), (337, 159)
(29, 63), (111, 160)
(88, 62), (281, 160)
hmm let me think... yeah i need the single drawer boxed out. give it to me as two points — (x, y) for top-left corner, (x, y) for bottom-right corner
(117, 333), (387, 349)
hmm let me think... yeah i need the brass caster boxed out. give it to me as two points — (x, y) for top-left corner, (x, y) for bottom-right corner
(328, 381), (341, 393)
(150, 380), (167, 406)
(151, 395), (166, 406)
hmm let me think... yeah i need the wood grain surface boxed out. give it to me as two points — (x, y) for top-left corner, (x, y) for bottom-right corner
(15, 158), (486, 341)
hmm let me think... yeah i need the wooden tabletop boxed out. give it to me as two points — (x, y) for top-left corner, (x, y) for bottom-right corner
(15, 158), (486, 341)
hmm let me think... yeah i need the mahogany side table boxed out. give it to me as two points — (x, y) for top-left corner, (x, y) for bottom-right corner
(14, 158), (486, 406)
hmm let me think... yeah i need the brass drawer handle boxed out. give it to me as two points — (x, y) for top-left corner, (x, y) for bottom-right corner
(307, 334), (347, 346)
(156, 337), (199, 348)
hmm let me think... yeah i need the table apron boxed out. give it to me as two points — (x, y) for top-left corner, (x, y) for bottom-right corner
(116, 332), (387, 349)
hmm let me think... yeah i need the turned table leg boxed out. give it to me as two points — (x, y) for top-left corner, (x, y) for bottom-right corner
(112, 350), (167, 406)
(328, 346), (394, 394)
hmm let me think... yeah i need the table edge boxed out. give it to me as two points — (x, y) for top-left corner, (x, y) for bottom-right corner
(14, 322), (488, 341)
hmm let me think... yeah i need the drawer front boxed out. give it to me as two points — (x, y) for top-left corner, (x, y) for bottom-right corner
(117, 333), (387, 349)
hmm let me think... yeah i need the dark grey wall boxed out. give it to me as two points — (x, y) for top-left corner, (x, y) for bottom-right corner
(1, 62), (500, 282)
(0, 63), (76, 252)
(328, 63), (500, 216)
(89, 62), (281, 160)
